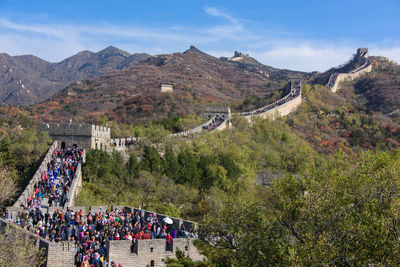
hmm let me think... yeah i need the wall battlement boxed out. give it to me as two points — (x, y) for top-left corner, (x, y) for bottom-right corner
(38, 123), (110, 137)
(38, 123), (110, 150)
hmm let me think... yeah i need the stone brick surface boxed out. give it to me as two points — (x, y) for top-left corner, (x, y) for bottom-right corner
(109, 239), (205, 267)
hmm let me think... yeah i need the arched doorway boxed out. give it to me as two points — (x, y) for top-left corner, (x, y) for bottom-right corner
(61, 142), (66, 150)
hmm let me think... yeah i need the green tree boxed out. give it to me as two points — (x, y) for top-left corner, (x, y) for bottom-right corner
(135, 171), (157, 208)
(218, 152), (241, 182)
(140, 146), (163, 173)
(200, 196), (289, 266)
(267, 151), (400, 266)
(163, 147), (180, 182)
(177, 148), (199, 186)
(127, 153), (139, 179)
(0, 225), (45, 267)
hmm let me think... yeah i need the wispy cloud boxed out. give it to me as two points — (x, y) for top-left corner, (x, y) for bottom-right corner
(0, 7), (399, 71)
(204, 6), (241, 28)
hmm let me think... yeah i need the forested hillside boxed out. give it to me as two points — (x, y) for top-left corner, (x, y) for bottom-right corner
(0, 105), (52, 204)
(2, 50), (400, 266)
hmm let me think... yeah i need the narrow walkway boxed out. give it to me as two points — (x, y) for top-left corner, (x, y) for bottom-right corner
(39, 156), (64, 214)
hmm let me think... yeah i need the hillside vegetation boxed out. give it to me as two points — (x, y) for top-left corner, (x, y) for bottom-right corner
(3, 49), (400, 265)
(28, 46), (307, 124)
(0, 105), (52, 203)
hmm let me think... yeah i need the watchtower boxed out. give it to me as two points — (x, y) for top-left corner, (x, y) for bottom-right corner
(204, 106), (231, 121)
(38, 123), (111, 151)
(159, 84), (173, 93)
(356, 48), (369, 58)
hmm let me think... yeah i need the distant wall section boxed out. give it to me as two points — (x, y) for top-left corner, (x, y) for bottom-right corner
(328, 48), (372, 93)
(238, 81), (302, 122)
(329, 63), (372, 93)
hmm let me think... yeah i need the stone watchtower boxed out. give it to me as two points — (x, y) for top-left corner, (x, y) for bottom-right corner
(204, 106), (232, 121)
(354, 48), (369, 64)
(38, 123), (110, 150)
(356, 48), (369, 58)
(159, 84), (173, 93)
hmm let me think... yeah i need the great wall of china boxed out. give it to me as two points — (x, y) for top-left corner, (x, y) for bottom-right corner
(1, 48), (373, 267)
(3, 139), (203, 266)
(327, 48), (372, 93)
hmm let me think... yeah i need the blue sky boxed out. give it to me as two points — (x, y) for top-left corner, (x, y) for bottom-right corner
(0, 0), (399, 71)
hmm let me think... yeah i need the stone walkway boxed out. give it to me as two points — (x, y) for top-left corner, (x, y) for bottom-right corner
(40, 156), (64, 214)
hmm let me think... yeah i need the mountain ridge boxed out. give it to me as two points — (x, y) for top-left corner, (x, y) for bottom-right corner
(0, 47), (152, 105)
(32, 46), (308, 124)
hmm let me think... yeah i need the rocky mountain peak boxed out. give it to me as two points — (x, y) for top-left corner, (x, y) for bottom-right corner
(99, 46), (130, 57)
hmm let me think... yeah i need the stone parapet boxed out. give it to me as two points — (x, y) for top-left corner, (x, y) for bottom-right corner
(238, 81), (302, 122)
(329, 63), (372, 93)
(1, 216), (203, 267)
(171, 115), (218, 137)
(64, 150), (85, 208)
(109, 238), (205, 267)
(13, 141), (57, 209)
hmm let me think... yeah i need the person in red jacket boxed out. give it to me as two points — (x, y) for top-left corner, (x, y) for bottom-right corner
(166, 232), (172, 251)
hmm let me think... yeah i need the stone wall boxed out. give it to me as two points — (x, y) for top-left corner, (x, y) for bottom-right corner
(328, 48), (372, 93)
(38, 123), (110, 150)
(329, 63), (372, 93)
(109, 238), (205, 267)
(44, 241), (76, 267)
(239, 81), (302, 122)
(91, 125), (111, 150)
(204, 106), (231, 120)
(1, 214), (202, 267)
(64, 150), (85, 208)
(12, 141), (57, 209)
(160, 84), (173, 93)
(171, 115), (219, 137)
(258, 90), (302, 120)
(0, 217), (74, 267)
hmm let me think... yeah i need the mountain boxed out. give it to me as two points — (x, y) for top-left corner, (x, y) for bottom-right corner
(0, 46), (151, 105)
(0, 53), (63, 105)
(332, 56), (400, 123)
(33, 46), (308, 124)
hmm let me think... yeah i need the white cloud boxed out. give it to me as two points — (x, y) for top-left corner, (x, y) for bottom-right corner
(369, 46), (400, 64)
(0, 7), (399, 71)
(251, 45), (356, 72)
(204, 6), (241, 28)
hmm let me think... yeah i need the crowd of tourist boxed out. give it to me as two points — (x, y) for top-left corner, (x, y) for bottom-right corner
(112, 139), (137, 148)
(2, 204), (196, 266)
(23, 146), (83, 211)
(202, 115), (226, 130)
(239, 81), (301, 117)
(2, 146), (196, 267)
(328, 73), (339, 87)
(350, 57), (370, 74)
